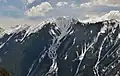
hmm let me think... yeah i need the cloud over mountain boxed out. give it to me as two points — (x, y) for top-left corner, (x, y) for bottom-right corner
(83, 10), (120, 23)
(25, 2), (53, 17)
(80, 0), (120, 8)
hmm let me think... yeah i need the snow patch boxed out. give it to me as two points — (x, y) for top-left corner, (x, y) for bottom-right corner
(118, 33), (120, 38)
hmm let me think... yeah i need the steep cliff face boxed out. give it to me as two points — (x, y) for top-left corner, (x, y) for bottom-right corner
(0, 17), (120, 76)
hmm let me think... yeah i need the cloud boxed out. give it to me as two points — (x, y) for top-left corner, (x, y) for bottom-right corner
(0, 16), (43, 29)
(80, 2), (92, 8)
(25, 0), (35, 4)
(27, 0), (35, 4)
(56, 2), (68, 7)
(1, 5), (19, 11)
(101, 10), (120, 20)
(25, 2), (53, 17)
(83, 10), (120, 23)
(80, 0), (120, 8)
(97, 0), (120, 6)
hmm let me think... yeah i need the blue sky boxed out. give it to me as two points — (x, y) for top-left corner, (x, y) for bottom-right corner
(0, 0), (24, 17)
(0, 0), (120, 28)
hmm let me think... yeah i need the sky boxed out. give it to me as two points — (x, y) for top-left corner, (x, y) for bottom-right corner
(0, 0), (120, 29)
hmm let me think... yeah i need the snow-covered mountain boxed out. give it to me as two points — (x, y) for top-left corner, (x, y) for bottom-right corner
(0, 27), (5, 38)
(0, 17), (120, 76)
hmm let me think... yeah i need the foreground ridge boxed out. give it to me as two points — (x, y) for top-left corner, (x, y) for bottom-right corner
(0, 17), (120, 76)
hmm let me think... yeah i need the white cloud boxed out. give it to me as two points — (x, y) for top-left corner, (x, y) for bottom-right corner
(101, 10), (120, 20)
(56, 2), (68, 7)
(27, 0), (35, 4)
(25, 2), (53, 17)
(80, 2), (92, 8)
(70, 3), (78, 8)
(25, 0), (35, 4)
(83, 10), (120, 23)
(80, 0), (120, 8)
(96, 0), (120, 6)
